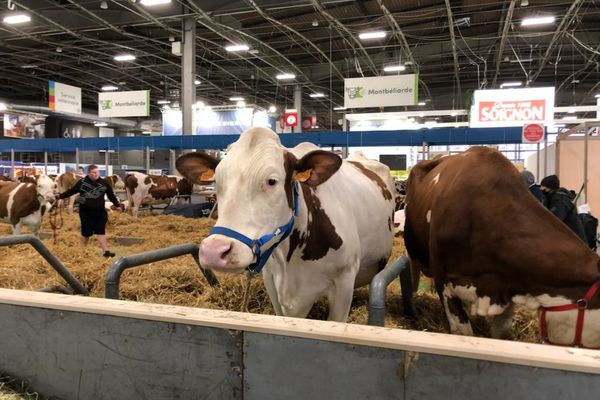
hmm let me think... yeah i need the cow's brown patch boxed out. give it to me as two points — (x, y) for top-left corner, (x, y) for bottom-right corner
(286, 184), (343, 262)
(284, 152), (297, 209)
(125, 174), (139, 195)
(8, 184), (40, 224)
(348, 161), (393, 200)
(0, 182), (13, 219)
(388, 216), (392, 232)
(144, 176), (152, 185)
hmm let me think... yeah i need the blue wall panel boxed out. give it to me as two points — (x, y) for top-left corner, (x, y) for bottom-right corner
(0, 127), (524, 153)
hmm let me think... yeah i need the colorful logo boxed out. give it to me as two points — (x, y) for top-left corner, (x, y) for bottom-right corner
(346, 86), (363, 99)
(101, 100), (113, 110)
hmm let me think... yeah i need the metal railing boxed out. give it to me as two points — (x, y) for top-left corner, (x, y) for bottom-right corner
(0, 234), (89, 295)
(104, 243), (219, 299)
(368, 256), (418, 326)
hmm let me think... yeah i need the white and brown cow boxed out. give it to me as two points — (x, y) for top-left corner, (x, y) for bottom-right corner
(404, 146), (600, 347)
(176, 127), (395, 322)
(56, 172), (83, 213)
(125, 172), (193, 217)
(0, 175), (56, 235)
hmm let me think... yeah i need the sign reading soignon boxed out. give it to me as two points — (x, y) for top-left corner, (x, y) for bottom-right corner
(470, 87), (555, 128)
(49, 81), (81, 114)
(344, 75), (418, 108)
(98, 90), (150, 117)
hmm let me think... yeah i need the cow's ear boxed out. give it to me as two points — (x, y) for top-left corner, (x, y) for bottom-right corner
(293, 150), (342, 187)
(176, 152), (220, 184)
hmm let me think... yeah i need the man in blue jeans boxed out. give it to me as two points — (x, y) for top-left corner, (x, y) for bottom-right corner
(59, 165), (124, 257)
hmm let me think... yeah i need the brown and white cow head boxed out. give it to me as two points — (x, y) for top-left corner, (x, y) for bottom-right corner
(36, 175), (57, 203)
(177, 127), (341, 273)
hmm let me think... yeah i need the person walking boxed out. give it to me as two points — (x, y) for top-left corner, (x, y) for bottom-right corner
(58, 165), (123, 257)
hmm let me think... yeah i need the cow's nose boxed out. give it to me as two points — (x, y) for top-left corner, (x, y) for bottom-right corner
(199, 239), (232, 269)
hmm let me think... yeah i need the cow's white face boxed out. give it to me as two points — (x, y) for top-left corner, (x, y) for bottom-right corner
(177, 128), (341, 273)
(37, 175), (57, 203)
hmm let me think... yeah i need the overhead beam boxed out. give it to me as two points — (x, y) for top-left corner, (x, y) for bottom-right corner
(491, 0), (517, 87)
(443, 0), (461, 105)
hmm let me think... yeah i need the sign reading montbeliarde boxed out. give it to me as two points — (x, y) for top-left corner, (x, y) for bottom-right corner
(98, 90), (150, 117)
(344, 75), (418, 108)
(469, 87), (555, 128)
(49, 81), (82, 114)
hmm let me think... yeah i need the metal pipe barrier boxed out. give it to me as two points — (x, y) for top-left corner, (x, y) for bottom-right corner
(0, 234), (89, 295)
(104, 243), (219, 299)
(368, 256), (418, 326)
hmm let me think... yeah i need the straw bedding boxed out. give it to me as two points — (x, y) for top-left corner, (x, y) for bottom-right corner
(0, 211), (539, 343)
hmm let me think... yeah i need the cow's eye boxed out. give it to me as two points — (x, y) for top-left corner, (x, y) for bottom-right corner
(267, 178), (278, 186)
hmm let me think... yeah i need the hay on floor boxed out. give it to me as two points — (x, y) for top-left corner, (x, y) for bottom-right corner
(0, 211), (539, 343)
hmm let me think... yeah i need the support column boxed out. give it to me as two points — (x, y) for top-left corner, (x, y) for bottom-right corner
(145, 146), (151, 173)
(341, 115), (348, 158)
(75, 148), (80, 173)
(543, 134), (548, 177)
(169, 149), (176, 175)
(44, 151), (48, 175)
(105, 150), (110, 177)
(293, 85), (302, 133)
(10, 149), (14, 179)
(182, 16), (196, 136)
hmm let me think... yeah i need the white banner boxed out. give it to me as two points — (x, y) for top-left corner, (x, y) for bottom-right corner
(98, 90), (150, 117)
(469, 87), (555, 128)
(49, 81), (81, 114)
(344, 75), (418, 108)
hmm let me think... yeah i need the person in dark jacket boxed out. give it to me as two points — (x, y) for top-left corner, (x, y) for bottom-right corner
(59, 165), (123, 257)
(540, 175), (587, 243)
(520, 170), (544, 203)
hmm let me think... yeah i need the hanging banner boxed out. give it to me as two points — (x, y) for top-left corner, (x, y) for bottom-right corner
(163, 108), (274, 136)
(98, 90), (150, 117)
(470, 87), (555, 128)
(344, 74), (418, 108)
(49, 81), (82, 114)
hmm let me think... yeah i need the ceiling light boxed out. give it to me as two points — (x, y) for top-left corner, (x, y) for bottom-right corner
(194, 79), (201, 85)
(101, 85), (118, 91)
(225, 44), (250, 52)
(595, 94), (600, 98)
(248, 49), (259, 55)
(229, 97), (244, 101)
(0, 103), (7, 111)
(500, 81), (522, 88)
(236, 101), (246, 107)
(114, 54), (136, 61)
(333, 106), (346, 111)
(142, 131), (153, 135)
(268, 105), (277, 113)
(383, 65), (406, 72)
(56, 47), (62, 53)
(276, 73), (295, 80)
(3, 14), (31, 24)
(562, 115), (577, 120)
(521, 16), (555, 26)
(100, 1), (108, 9)
(20, 65), (37, 69)
(140, 0), (172, 6)
(358, 31), (386, 40)
(309, 93), (325, 98)
(195, 101), (205, 108)
(162, 105), (170, 110)
(418, 102), (426, 106)
(157, 100), (170, 105)
(94, 122), (108, 127)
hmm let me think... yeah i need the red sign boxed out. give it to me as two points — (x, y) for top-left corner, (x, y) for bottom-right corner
(479, 99), (546, 124)
(284, 112), (298, 127)
(522, 123), (545, 143)
(301, 117), (312, 130)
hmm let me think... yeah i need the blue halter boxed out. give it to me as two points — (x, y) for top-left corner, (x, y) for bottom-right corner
(209, 182), (300, 273)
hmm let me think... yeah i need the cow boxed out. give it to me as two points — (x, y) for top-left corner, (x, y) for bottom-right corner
(404, 146), (600, 348)
(0, 175), (13, 182)
(105, 175), (125, 191)
(125, 172), (193, 217)
(0, 175), (56, 235)
(175, 127), (396, 322)
(56, 172), (83, 213)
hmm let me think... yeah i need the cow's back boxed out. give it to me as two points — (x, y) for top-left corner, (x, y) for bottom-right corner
(0, 182), (39, 224)
(405, 147), (599, 289)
